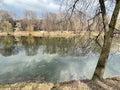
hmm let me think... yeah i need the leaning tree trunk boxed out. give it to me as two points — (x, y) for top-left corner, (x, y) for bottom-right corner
(92, 0), (120, 80)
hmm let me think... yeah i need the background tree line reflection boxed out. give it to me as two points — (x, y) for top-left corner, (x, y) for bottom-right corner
(0, 36), (119, 57)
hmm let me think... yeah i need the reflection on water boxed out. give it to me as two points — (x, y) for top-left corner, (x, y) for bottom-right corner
(0, 36), (120, 83)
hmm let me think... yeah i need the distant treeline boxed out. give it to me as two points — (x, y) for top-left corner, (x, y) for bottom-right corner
(0, 10), (120, 33)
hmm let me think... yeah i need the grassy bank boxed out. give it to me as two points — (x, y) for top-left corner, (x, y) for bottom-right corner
(0, 31), (101, 38)
(0, 77), (120, 90)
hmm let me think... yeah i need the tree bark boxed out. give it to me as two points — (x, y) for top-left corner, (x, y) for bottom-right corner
(92, 0), (120, 80)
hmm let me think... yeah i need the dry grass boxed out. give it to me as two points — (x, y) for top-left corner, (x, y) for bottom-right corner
(0, 77), (120, 90)
(0, 31), (102, 38)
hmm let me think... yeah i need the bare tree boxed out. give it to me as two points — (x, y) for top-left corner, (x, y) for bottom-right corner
(42, 12), (58, 32)
(62, 0), (120, 80)
(22, 10), (40, 32)
(0, 10), (14, 23)
(92, 0), (120, 80)
(0, 10), (11, 19)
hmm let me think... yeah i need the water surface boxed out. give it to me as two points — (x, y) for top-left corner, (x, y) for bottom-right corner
(0, 36), (120, 83)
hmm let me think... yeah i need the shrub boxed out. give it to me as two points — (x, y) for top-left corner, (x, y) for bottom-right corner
(0, 21), (13, 33)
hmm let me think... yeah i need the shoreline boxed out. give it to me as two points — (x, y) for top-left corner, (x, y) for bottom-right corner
(0, 31), (100, 38)
(0, 77), (120, 90)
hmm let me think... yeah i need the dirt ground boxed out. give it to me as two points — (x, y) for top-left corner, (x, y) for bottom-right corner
(0, 77), (120, 90)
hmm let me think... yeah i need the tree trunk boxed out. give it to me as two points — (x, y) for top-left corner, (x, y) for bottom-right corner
(92, 0), (120, 80)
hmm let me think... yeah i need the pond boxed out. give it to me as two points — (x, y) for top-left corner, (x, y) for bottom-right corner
(0, 36), (120, 84)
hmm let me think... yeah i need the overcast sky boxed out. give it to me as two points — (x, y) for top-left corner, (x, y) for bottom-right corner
(0, 0), (118, 18)
(0, 0), (61, 17)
